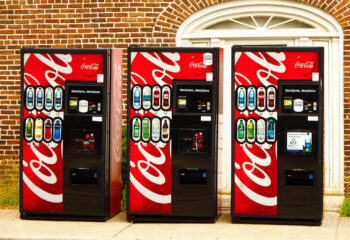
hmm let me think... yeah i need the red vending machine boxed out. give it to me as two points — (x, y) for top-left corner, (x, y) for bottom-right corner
(231, 46), (324, 225)
(20, 48), (123, 220)
(127, 47), (222, 222)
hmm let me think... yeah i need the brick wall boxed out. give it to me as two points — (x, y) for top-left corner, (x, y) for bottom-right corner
(1, 0), (350, 196)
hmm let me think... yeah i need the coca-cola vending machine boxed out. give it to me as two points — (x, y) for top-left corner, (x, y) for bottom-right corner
(232, 46), (324, 225)
(127, 47), (222, 222)
(20, 48), (123, 220)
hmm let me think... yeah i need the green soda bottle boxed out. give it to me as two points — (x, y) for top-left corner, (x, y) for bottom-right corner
(142, 118), (150, 141)
(238, 119), (245, 140)
(133, 118), (140, 139)
(26, 118), (33, 138)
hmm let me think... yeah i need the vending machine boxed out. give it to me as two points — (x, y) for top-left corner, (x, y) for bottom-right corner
(231, 46), (324, 225)
(127, 47), (222, 222)
(20, 48), (123, 220)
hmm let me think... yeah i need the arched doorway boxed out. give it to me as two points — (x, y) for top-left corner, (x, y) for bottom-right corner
(176, 0), (344, 210)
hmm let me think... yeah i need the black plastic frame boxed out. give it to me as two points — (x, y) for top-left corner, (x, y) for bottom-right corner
(256, 85), (267, 112)
(231, 46), (324, 226)
(35, 86), (45, 112)
(53, 86), (64, 112)
(266, 85), (278, 112)
(246, 86), (257, 112)
(235, 117), (246, 144)
(24, 86), (35, 111)
(23, 117), (34, 142)
(42, 117), (54, 143)
(44, 86), (54, 112)
(131, 85), (142, 111)
(151, 85), (162, 111)
(130, 116), (142, 143)
(235, 85), (247, 112)
(161, 84), (172, 111)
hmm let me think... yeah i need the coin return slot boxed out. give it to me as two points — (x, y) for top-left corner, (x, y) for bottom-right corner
(70, 168), (98, 185)
(285, 170), (314, 186)
(179, 169), (207, 185)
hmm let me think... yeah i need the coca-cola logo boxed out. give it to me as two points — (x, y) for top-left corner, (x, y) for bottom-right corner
(295, 61), (314, 69)
(188, 55), (207, 76)
(294, 56), (315, 75)
(80, 58), (100, 77)
(189, 61), (206, 69)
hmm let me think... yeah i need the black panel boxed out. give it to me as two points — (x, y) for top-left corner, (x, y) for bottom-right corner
(276, 80), (322, 220)
(63, 81), (106, 217)
(171, 80), (216, 218)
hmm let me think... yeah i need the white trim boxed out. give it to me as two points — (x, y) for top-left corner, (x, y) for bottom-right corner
(176, 1), (343, 44)
(176, 0), (344, 196)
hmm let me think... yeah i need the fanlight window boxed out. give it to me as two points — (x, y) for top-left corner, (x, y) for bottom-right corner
(205, 15), (315, 31)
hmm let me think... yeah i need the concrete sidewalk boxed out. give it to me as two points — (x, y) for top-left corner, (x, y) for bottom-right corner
(0, 210), (348, 240)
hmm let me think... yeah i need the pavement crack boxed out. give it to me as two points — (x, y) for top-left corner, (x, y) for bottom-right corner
(112, 222), (133, 238)
(334, 215), (341, 240)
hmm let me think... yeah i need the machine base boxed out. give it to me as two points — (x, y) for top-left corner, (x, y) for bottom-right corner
(128, 215), (217, 223)
(231, 217), (322, 226)
(20, 212), (117, 222)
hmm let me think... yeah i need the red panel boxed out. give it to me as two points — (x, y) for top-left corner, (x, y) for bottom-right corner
(129, 51), (213, 213)
(22, 52), (104, 212)
(109, 49), (123, 216)
(233, 51), (319, 216)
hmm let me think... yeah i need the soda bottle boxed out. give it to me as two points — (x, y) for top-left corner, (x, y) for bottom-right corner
(151, 118), (160, 141)
(238, 88), (245, 108)
(46, 87), (53, 109)
(27, 88), (34, 109)
(44, 119), (52, 141)
(268, 89), (275, 108)
(163, 90), (170, 108)
(258, 88), (265, 108)
(55, 88), (62, 110)
(134, 87), (141, 108)
(26, 118), (33, 139)
(34, 118), (43, 141)
(248, 87), (255, 108)
(305, 133), (312, 152)
(82, 134), (90, 149)
(237, 119), (245, 141)
(142, 118), (150, 141)
(267, 119), (275, 141)
(153, 87), (160, 108)
(247, 119), (255, 140)
(36, 88), (43, 109)
(192, 132), (199, 151)
(198, 132), (203, 150)
(53, 119), (61, 141)
(133, 118), (140, 139)
(256, 119), (266, 143)
(162, 119), (169, 140)
(89, 133), (95, 150)
(143, 86), (151, 109)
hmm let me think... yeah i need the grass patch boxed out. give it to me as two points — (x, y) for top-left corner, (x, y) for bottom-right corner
(0, 182), (19, 209)
(340, 198), (350, 217)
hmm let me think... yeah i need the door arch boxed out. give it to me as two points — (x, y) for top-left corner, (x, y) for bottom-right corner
(176, 0), (344, 198)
